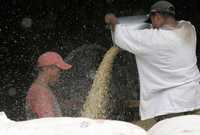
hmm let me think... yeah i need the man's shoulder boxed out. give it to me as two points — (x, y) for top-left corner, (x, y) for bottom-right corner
(177, 20), (196, 33)
(178, 20), (191, 24)
(178, 20), (194, 27)
(27, 83), (51, 97)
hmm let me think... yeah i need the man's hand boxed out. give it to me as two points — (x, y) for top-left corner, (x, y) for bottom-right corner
(105, 13), (118, 25)
(105, 13), (118, 31)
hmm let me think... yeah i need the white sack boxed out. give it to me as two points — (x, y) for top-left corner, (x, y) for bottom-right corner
(148, 115), (200, 135)
(0, 112), (147, 135)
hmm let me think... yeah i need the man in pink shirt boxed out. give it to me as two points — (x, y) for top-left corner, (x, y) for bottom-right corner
(26, 51), (72, 119)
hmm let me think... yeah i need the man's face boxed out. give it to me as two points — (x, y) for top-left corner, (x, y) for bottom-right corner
(48, 65), (62, 85)
(150, 12), (164, 29)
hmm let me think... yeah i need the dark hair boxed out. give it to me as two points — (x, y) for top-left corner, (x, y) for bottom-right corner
(160, 11), (175, 18)
(150, 11), (175, 19)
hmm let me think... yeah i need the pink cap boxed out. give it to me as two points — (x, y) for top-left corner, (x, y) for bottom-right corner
(37, 52), (72, 70)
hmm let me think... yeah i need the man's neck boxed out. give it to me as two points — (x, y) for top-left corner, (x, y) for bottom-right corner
(164, 18), (177, 28)
(34, 74), (50, 88)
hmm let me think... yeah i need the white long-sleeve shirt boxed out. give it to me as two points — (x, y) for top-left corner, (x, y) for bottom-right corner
(114, 20), (200, 120)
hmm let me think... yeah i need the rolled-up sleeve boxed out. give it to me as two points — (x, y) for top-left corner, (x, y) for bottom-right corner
(114, 24), (161, 55)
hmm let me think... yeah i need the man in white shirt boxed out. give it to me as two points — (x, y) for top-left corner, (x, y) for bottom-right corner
(105, 0), (200, 121)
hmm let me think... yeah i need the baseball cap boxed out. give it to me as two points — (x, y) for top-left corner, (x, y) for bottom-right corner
(150, 1), (175, 15)
(37, 51), (72, 70)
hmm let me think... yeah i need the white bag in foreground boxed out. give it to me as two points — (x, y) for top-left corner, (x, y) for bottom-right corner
(148, 115), (200, 135)
(0, 112), (147, 135)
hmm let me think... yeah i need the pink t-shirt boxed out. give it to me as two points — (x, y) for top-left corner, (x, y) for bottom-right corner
(26, 83), (62, 119)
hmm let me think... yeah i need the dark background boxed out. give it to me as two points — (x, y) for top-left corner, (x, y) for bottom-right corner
(0, 0), (200, 121)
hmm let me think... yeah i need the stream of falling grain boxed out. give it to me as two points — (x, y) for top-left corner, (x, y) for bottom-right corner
(81, 46), (120, 119)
